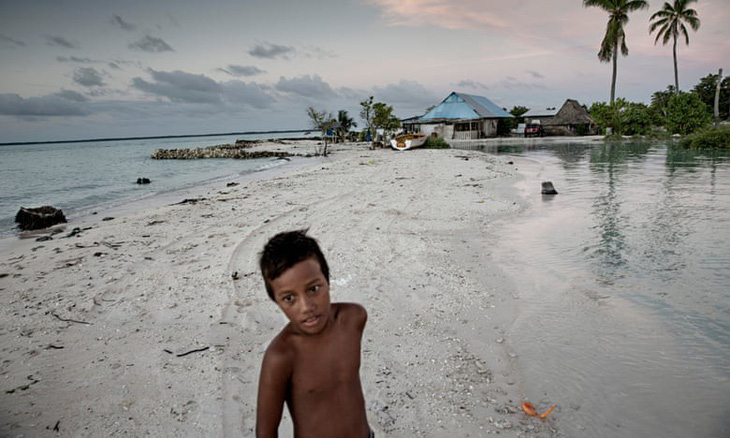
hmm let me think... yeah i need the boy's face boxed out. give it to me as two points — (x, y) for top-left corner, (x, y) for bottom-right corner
(269, 257), (331, 335)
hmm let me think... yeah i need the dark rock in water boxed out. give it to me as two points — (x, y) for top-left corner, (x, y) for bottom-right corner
(137, 177), (151, 184)
(226, 182), (239, 187)
(541, 181), (558, 195)
(15, 206), (67, 230)
(102, 216), (115, 221)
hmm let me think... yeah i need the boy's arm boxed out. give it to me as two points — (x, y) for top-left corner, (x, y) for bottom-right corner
(256, 345), (291, 438)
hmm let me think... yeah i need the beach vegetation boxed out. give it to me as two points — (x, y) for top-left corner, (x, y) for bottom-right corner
(692, 72), (730, 121)
(650, 85), (677, 119)
(677, 126), (730, 149)
(336, 110), (357, 143)
(497, 106), (529, 136)
(306, 107), (335, 156)
(583, 0), (649, 104)
(665, 92), (712, 134)
(359, 96), (375, 147)
(649, 0), (700, 95)
(590, 98), (658, 136)
(424, 136), (450, 149)
(372, 102), (401, 140)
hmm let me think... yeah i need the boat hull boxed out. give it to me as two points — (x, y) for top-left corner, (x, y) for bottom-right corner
(390, 133), (428, 151)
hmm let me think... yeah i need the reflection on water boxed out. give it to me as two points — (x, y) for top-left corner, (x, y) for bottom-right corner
(469, 141), (730, 437)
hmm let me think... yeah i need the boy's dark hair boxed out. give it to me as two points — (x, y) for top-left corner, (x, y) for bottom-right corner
(259, 230), (330, 301)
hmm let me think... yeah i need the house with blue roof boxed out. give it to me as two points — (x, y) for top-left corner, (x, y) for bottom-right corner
(403, 92), (513, 140)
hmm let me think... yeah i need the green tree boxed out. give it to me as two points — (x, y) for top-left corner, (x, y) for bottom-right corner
(589, 98), (653, 135)
(583, 0), (649, 104)
(650, 85), (677, 119)
(372, 102), (401, 140)
(336, 110), (357, 143)
(589, 100), (621, 134)
(649, 0), (700, 94)
(359, 96), (375, 147)
(665, 92), (711, 134)
(306, 107), (335, 156)
(622, 101), (654, 135)
(691, 73), (730, 121)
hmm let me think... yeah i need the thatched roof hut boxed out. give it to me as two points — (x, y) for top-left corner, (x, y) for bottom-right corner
(542, 99), (597, 136)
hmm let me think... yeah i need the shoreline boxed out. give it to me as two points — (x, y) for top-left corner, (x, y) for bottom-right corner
(0, 140), (559, 436)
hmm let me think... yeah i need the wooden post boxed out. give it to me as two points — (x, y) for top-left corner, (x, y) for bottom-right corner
(715, 68), (723, 128)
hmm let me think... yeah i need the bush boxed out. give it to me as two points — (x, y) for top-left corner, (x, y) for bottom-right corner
(666, 93), (712, 135)
(622, 102), (653, 135)
(678, 126), (730, 149)
(589, 99), (653, 135)
(424, 136), (450, 149)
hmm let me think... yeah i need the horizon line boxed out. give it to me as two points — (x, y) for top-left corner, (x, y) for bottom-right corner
(0, 128), (310, 147)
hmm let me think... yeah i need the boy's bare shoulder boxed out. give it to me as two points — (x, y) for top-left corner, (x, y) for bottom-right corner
(262, 327), (297, 368)
(333, 302), (367, 329)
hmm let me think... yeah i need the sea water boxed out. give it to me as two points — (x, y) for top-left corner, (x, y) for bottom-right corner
(0, 131), (310, 235)
(476, 141), (729, 437)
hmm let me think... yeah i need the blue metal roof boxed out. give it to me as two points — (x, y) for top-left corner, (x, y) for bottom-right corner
(418, 92), (512, 121)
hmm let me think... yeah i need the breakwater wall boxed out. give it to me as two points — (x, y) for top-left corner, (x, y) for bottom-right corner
(151, 140), (306, 160)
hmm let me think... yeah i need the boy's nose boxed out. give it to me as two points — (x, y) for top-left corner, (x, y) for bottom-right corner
(301, 295), (316, 312)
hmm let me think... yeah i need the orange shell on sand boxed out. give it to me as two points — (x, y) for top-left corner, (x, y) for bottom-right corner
(522, 402), (556, 419)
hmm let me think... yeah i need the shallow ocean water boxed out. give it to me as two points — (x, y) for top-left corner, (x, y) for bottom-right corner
(0, 132), (308, 234)
(476, 141), (730, 437)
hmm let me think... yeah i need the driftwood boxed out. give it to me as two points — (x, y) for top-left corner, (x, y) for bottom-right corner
(176, 346), (210, 357)
(50, 312), (91, 325)
(15, 206), (67, 230)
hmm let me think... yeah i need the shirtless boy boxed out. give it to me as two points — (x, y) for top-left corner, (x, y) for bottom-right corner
(256, 230), (372, 438)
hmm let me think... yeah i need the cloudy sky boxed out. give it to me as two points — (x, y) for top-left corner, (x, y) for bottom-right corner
(1, 0), (728, 143)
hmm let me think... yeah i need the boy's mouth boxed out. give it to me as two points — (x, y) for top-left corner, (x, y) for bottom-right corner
(302, 315), (320, 327)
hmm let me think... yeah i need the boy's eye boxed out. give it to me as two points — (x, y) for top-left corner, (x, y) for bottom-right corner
(281, 295), (294, 302)
(308, 285), (320, 294)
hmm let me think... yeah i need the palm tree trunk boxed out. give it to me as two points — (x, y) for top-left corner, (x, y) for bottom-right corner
(673, 37), (679, 95)
(610, 42), (618, 104)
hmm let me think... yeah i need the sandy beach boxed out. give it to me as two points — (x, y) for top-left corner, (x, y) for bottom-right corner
(0, 140), (562, 437)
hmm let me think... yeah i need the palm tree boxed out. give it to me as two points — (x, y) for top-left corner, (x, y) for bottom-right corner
(650, 0), (700, 95)
(583, 0), (649, 104)
(336, 110), (357, 143)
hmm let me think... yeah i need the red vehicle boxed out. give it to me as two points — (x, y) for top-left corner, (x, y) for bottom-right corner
(524, 123), (544, 137)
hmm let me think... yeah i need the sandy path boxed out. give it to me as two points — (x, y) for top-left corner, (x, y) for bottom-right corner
(1, 143), (561, 437)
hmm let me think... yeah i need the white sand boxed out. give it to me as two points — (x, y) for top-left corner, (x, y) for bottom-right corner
(0, 140), (562, 437)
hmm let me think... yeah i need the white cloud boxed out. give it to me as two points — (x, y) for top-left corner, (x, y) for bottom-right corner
(0, 93), (89, 117)
(454, 79), (489, 90)
(73, 67), (106, 87)
(45, 35), (77, 48)
(132, 70), (221, 104)
(55, 90), (89, 102)
(249, 43), (295, 59)
(222, 81), (275, 109)
(111, 15), (136, 31)
(218, 65), (266, 77)
(275, 75), (338, 99)
(373, 80), (436, 105)
(128, 35), (174, 53)
(0, 34), (25, 48)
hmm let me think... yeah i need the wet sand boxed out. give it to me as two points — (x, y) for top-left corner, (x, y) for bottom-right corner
(0, 140), (562, 436)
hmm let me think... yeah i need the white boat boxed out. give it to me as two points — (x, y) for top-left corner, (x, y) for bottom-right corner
(390, 133), (428, 151)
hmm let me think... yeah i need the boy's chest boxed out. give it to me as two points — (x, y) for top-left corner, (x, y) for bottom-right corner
(291, 332), (361, 394)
